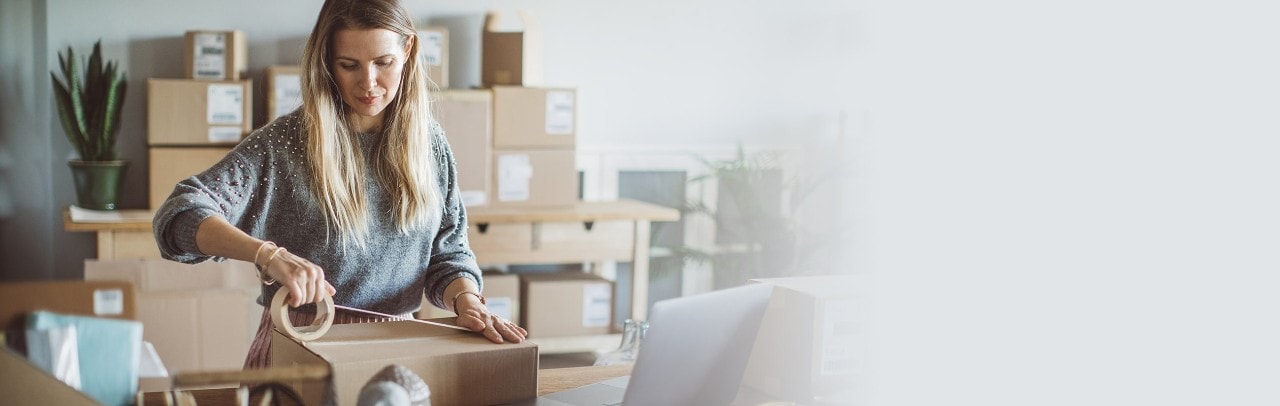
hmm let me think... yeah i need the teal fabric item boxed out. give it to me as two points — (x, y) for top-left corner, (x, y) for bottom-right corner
(27, 311), (142, 406)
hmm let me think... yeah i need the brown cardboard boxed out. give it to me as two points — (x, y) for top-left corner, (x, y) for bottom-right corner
(491, 148), (578, 207)
(148, 147), (233, 210)
(417, 271), (520, 320)
(520, 272), (613, 338)
(183, 30), (248, 80)
(481, 11), (543, 87)
(418, 27), (449, 88)
(0, 280), (136, 328)
(84, 259), (262, 373)
(436, 89), (492, 206)
(147, 78), (253, 146)
(265, 65), (302, 121)
(0, 348), (99, 406)
(492, 86), (576, 148)
(271, 320), (538, 406)
(743, 276), (858, 402)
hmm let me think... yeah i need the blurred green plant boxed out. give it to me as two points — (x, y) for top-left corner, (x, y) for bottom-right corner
(51, 39), (127, 161)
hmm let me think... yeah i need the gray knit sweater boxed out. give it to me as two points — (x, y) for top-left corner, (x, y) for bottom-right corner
(152, 110), (482, 315)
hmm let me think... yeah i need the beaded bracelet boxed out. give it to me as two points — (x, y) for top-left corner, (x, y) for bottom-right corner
(451, 291), (486, 313)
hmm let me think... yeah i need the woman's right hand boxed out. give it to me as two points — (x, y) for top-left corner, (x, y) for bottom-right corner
(260, 246), (336, 308)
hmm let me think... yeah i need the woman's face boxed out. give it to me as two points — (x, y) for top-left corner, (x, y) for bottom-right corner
(330, 28), (410, 131)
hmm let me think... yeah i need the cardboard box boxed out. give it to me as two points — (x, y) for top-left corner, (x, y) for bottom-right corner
(481, 11), (543, 87)
(148, 79), (252, 146)
(84, 259), (262, 373)
(183, 30), (248, 80)
(271, 321), (538, 406)
(418, 27), (449, 88)
(417, 271), (520, 320)
(491, 148), (577, 207)
(0, 348), (100, 406)
(148, 147), (233, 210)
(520, 272), (613, 338)
(742, 276), (859, 402)
(492, 86), (576, 148)
(265, 65), (302, 121)
(436, 89), (492, 206)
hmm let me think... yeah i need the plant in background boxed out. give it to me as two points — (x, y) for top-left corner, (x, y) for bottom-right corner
(676, 145), (841, 287)
(51, 39), (127, 162)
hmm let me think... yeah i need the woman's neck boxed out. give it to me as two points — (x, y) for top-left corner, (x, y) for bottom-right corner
(354, 113), (383, 134)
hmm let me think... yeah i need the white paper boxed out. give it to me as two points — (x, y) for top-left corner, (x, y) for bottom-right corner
(25, 325), (82, 390)
(208, 126), (242, 143)
(545, 91), (575, 135)
(820, 299), (856, 376)
(93, 288), (125, 316)
(272, 73), (302, 119)
(419, 31), (444, 66)
(460, 190), (488, 207)
(486, 297), (513, 321)
(69, 205), (154, 223)
(497, 154), (533, 202)
(138, 341), (169, 378)
(582, 283), (612, 328)
(207, 84), (244, 125)
(193, 32), (227, 79)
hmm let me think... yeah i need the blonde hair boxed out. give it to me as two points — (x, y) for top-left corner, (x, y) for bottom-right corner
(300, 0), (441, 249)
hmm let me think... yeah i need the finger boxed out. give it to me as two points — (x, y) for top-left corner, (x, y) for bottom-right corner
(325, 281), (337, 296)
(460, 309), (487, 332)
(495, 320), (522, 343)
(310, 265), (327, 304)
(483, 317), (504, 343)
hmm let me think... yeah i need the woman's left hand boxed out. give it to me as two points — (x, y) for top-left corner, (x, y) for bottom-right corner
(454, 294), (528, 344)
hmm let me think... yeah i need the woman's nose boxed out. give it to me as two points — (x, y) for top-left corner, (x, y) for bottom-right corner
(360, 66), (377, 89)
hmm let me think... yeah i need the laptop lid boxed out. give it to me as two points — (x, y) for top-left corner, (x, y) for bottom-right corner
(620, 282), (774, 405)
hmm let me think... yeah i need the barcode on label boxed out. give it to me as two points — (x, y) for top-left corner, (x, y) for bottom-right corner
(93, 289), (124, 316)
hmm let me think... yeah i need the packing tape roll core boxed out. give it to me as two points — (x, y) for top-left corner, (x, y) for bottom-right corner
(271, 287), (335, 342)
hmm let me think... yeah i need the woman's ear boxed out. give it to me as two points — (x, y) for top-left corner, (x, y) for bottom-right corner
(404, 33), (416, 59)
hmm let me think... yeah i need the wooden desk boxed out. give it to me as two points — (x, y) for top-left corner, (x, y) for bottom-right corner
(65, 200), (681, 354)
(139, 365), (634, 405)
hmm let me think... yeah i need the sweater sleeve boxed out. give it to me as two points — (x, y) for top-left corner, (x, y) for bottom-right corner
(422, 124), (484, 309)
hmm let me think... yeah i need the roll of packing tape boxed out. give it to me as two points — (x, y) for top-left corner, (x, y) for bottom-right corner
(271, 286), (335, 342)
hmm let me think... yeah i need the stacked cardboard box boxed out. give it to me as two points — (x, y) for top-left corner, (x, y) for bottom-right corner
(488, 86), (577, 207)
(416, 271), (519, 321)
(519, 272), (612, 338)
(265, 65), (302, 121)
(742, 276), (859, 402)
(147, 30), (252, 210)
(435, 90), (492, 206)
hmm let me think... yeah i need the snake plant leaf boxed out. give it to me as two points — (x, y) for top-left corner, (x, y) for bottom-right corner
(51, 39), (127, 161)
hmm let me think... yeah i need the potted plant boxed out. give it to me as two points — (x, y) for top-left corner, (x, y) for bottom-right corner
(51, 40), (129, 210)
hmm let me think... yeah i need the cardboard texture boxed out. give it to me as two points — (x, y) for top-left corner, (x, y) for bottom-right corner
(0, 348), (99, 406)
(148, 147), (233, 210)
(272, 320), (538, 406)
(491, 148), (578, 207)
(520, 272), (613, 338)
(0, 280), (136, 327)
(84, 259), (262, 373)
(183, 30), (248, 80)
(492, 86), (576, 148)
(265, 65), (302, 121)
(482, 11), (543, 86)
(417, 271), (520, 320)
(419, 27), (449, 88)
(743, 276), (858, 402)
(147, 78), (253, 146)
(437, 89), (493, 207)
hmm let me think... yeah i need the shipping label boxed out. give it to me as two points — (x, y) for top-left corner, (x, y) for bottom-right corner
(208, 126), (242, 143)
(93, 288), (124, 316)
(207, 84), (244, 125)
(420, 31), (445, 66)
(497, 154), (533, 202)
(545, 91), (574, 135)
(193, 32), (228, 79)
(582, 283), (611, 327)
(272, 73), (302, 119)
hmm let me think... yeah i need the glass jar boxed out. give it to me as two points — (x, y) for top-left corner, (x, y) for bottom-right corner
(594, 319), (649, 366)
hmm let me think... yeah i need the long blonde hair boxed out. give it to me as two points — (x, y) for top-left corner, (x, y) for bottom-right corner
(300, 0), (441, 249)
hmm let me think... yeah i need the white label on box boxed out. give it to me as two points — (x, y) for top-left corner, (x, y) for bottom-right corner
(460, 190), (488, 207)
(272, 73), (302, 119)
(545, 91), (575, 135)
(193, 32), (228, 79)
(93, 288), (124, 316)
(497, 154), (533, 202)
(486, 297), (513, 321)
(582, 283), (611, 328)
(821, 299), (857, 376)
(207, 84), (244, 125)
(208, 126), (242, 143)
(419, 31), (444, 66)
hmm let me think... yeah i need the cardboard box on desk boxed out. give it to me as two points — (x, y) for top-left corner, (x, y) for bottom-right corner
(491, 148), (577, 208)
(436, 89), (492, 206)
(148, 147), (233, 210)
(271, 321), (538, 406)
(492, 86), (575, 148)
(482, 11), (542, 87)
(84, 259), (262, 374)
(265, 65), (302, 121)
(417, 271), (519, 320)
(418, 27), (449, 88)
(520, 272), (612, 338)
(148, 78), (252, 146)
(742, 275), (859, 402)
(183, 30), (248, 81)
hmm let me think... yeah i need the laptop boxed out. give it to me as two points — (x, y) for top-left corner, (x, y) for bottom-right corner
(523, 282), (774, 406)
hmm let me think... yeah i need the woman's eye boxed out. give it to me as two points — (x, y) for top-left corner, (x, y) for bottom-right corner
(376, 59), (394, 67)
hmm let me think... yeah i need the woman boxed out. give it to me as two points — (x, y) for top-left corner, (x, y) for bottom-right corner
(153, 0), (526, 369)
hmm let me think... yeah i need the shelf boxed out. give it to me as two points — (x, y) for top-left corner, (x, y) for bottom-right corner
(529, 333), (622, 355)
